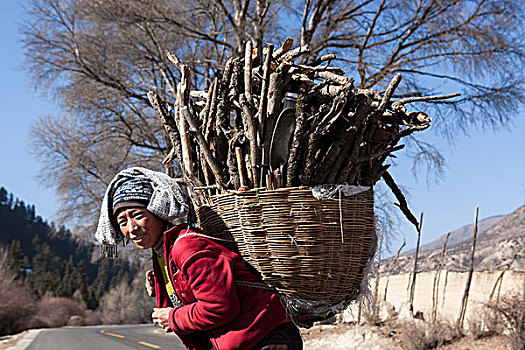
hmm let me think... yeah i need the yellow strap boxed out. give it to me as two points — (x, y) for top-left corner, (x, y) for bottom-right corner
(156, 255), (175, 296)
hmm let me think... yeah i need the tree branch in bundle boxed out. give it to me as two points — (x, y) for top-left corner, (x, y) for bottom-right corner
(244, 41), (254, 106)
(273, 37), (294, 60)
(382, 170), (420, 231)
(239, 94), (259, 187)
(165, 50), (184, 72)
(391, 93), (461, 108)
(155, 42), (445, 216)
(205, 78), (219, 142)
(281, 44), (310, 62)
(180, 106), (227, 190)
(310, 53), (336, 66)
(286, 91), (307, 187)
(147, 91), (183, 165)
(257, 43), (274, 147)
(175, 89), (202, 188)
(378, 73), (402, 114)
(313, 70), (350, 85)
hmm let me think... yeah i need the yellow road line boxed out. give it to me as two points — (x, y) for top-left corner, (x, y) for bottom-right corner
(138, 341), (162, 348)
(100, 329), (125, 338)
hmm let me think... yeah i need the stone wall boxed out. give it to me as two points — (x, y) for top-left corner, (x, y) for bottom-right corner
(343, 270), (524, 323)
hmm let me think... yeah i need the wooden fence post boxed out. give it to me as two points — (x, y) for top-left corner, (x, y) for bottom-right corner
(374, 227), (385, 303)
(432, 232), (451, 321)
(408, 212), (423, 314)
(383, 239), (406, 302)
(457, 205), (479, 331)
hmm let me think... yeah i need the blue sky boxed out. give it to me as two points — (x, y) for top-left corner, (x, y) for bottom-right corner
(0, 1), (523, 251)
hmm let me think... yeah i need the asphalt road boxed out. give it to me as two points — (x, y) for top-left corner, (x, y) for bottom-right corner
(24, 324), (186, 350)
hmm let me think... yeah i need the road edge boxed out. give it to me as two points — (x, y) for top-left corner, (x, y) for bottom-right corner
(2, 329), (42, 350)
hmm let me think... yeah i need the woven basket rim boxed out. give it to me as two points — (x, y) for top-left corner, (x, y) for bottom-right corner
(209, 185), (373, 200)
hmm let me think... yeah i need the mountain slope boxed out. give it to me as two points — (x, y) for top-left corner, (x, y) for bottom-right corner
(381, 205), (525, 274)
(405, 215), (505, 255)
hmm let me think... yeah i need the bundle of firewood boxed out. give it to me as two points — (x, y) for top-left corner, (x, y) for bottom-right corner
(148, 38), (458, 227)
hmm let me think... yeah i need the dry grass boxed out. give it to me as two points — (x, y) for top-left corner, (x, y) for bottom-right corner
(485, 294), (525, 350)
(392, 319), (461, 350)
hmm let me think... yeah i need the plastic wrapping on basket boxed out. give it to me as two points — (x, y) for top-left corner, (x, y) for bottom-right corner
(278, 292), (354, 328)
(311, 183), (371, 200)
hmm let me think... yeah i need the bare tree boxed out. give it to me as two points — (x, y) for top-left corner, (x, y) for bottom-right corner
(22, 0), (524, 234)
(98, 273), (155, 324)
(0, 246), (38, 335)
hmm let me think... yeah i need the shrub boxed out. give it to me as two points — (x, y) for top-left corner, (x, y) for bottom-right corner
(31, 297), (85, 328)
(486, 293), (525, 350)
(397, 319), (460, 350)
(0, 247), (38, 335)
(84, 310), (103, 325)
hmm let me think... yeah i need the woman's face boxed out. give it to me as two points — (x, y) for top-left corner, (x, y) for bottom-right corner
(116, 208), (165, 249)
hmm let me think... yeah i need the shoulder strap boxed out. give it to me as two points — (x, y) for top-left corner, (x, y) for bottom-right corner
(175, 231), (234, 245)
(156, 254), (183, 307)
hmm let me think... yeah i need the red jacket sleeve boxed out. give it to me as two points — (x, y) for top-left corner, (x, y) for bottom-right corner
(168, 245), (241, 334)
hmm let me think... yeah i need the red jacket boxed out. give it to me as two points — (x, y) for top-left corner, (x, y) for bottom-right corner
(152, 224), (289, 350)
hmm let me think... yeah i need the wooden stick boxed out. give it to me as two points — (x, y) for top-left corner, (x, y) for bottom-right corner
(343, 104), (374, 184)
(257, 43), (274, 147)
(310, 53), (336, 66)
(408, 212), (423, 314)
(313, 71), (350, 85)
(215, 59), (234, 166)
(227, 138), (240, 190)
(201, 151), (214, 186)
(301, 132), (321, 185)
(374, 227), (385, 303)
(147, 91), (183, 165)
(432, 232), (451, 321)
(441, 270), (450, 311)
(165, 50), (184, 72)
(174, 83), (198, 182)
(265, 173), (273, 190)
(286, 92), (307, 187)
(457, 205), (479, 331)
(273, 37), (294, 60)
(180, 106), (226, 189)
(205, 78), (219, 142)
(235, 147), (248, 188)
(199, 84), (213, 122)
(239, 94), (259, 187)
(391, 93), (461, 108)
(244, 41), (254, 106)
(281, 44), (310, 61)
(383, 239), (406, 301)
(382, 171), (420, 231)
(488, 244), (522, 302)
(378, 73), (402, 115)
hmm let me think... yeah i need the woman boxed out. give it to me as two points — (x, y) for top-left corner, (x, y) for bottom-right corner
(95, 167), (303, 350)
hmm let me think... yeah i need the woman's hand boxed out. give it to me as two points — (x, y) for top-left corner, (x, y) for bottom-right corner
(152, 307), (172, 332)
(145, 270), (155, 297)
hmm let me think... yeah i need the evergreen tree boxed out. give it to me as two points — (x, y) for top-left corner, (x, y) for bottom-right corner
(0, 187), (141, 309)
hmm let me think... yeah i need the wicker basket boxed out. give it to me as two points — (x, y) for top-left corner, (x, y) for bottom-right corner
(196, 186), (376, 303)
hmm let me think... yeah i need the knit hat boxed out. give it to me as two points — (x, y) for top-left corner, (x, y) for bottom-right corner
(96, 167), (190, 257)
(112, 178), (153, 215)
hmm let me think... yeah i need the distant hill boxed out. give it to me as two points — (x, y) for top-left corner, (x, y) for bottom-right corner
(381, 205), (525, 274)
(0, 186), (138, 309)
(404, 214), (505, 255)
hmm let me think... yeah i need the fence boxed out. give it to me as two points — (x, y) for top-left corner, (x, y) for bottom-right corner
(343, 270), (524, 322)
